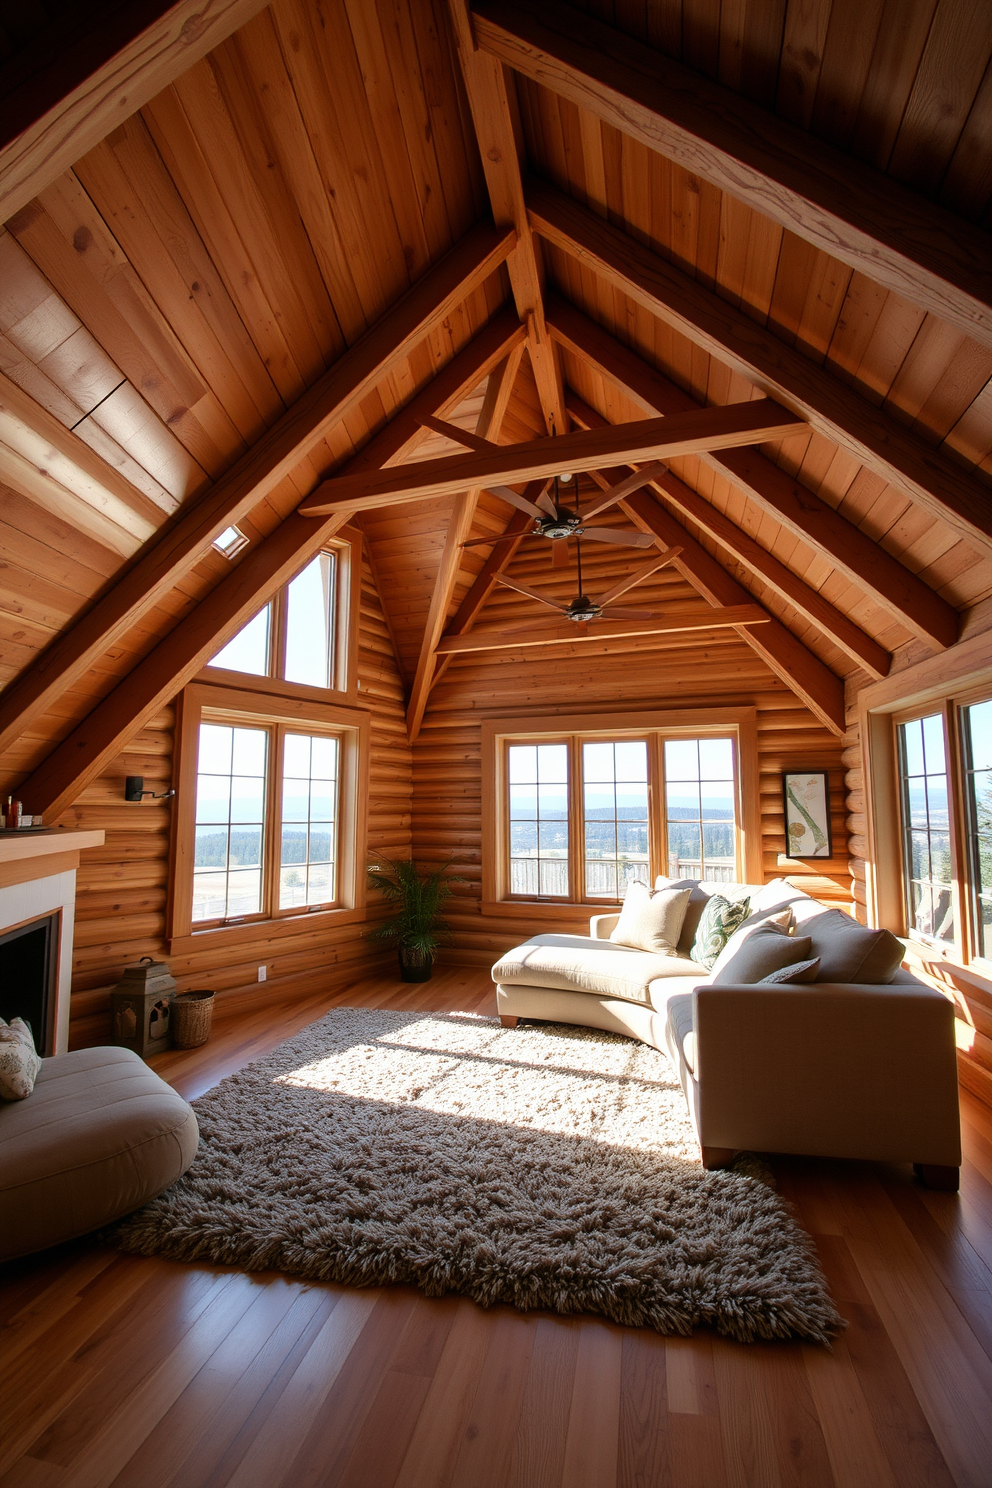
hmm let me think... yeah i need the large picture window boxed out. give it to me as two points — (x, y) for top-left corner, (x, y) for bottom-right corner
(483, 710), (760, 908)
(169, 682), (369, 946)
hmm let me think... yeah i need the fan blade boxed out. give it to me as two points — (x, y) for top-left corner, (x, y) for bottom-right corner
(551, 540), (570, 569)
(418, 414), (497, 453)
(485, 483), (545, 519)
(594, 548), (683, 607)
(495, 575), (569, 612)
(531, 478), (557, 517)
(596, 606), (664, 619)
(581, 528), (656, 547)
(460, 531), (533, 548)
(582, 462), (668, 519)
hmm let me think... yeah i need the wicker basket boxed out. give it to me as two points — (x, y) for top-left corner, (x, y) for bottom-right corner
(170, 989), (215, 1049)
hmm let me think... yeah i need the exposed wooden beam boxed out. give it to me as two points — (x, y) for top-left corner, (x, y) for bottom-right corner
(530, 183), (991, 566)
(0, 223), (516, 759)
(0, 0), (272, 222)
(15, 307), (524, 819)
(447, 0), (565, 435)
(563, 395), (891, 681)
(406, 344), (524, 743)
(547, 293), (960, 654)
(300, 400), (804, 515)
(473, 0), (992, 351)
(436, 604), (768, 653)
(614, 483), (847, 735)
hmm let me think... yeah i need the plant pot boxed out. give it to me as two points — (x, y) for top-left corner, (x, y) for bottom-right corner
(398, 947), (433, 982)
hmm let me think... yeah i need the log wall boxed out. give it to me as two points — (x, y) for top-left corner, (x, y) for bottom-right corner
(62, 552), (411, 1048)
(414, 631), (853, 967)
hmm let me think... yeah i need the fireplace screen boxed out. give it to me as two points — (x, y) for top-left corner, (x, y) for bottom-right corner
(0, 913), (59, 1055)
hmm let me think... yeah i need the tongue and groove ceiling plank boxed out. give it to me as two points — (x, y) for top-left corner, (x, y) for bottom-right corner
(471, 0), (992, 350)
(0, 223), (516, 759)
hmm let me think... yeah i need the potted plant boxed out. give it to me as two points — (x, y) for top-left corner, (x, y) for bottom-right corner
(365, 858), (463, 981)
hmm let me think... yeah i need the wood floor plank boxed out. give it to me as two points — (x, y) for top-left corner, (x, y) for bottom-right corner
(618, 1329), (671, 1486)
(559, 1321), (624, 1488)
(509, 1316), (581, 1488)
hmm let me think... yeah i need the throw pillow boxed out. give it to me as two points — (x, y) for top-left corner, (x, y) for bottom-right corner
(610, 882), (692, 954)
(653, 876), (706, 953)
(802, 909), (905, 983)
(708, 907), (793, 978)
(0, 1017), (41, 1101)
(760, 957), (821, 984)
(711, 924), (813, 984)
(691, 893), (752, 970)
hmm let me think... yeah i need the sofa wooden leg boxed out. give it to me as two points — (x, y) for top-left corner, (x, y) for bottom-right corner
(499, 1014), (520, 1029)
(914, 1163), (960, 1191)
(701, 1146), (736, 1170)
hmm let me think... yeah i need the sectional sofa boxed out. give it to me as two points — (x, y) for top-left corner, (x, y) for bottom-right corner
(492, 878), (962, 1188)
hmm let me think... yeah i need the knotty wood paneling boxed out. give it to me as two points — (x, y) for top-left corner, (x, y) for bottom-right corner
(63, 552), (411, 1048)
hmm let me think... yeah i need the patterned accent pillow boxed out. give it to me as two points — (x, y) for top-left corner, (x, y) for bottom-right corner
(691, 893), (751, 970)
(0, 1017), (41, 1101)
(761, 958), (821, 984)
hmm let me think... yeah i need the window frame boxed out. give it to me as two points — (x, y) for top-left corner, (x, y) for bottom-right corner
(863, 664), (992, 977)
(167, 681), (370, 952)
(482, 707), (761, 914)
(199, 532), (360, 703)
(892, 701), (960, 951)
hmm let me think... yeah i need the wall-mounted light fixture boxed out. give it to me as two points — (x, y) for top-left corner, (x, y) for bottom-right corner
(124, 776), (176, 803)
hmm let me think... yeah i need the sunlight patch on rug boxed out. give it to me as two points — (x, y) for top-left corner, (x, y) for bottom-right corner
(109, 1009), (842, 1343)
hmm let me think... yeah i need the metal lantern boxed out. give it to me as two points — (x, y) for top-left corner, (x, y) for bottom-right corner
(110, 955), (177, 1058)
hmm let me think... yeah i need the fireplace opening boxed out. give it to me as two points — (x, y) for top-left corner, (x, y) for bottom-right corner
(0, 913), (60, 1056)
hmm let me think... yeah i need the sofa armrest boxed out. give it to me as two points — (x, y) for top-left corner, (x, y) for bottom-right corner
(689, 980), (961, 1166)
(590, 913), (620, 939)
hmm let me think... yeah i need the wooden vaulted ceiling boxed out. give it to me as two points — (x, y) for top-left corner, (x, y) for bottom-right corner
(1, 0), (991, 813)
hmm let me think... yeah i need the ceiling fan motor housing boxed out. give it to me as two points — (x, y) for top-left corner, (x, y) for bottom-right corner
(537, 514), (583, 540)
(566, 596), (602, 622)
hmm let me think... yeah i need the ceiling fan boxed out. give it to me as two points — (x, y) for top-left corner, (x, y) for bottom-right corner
(493, 537), (683, 635)
(464, 468), (663, 569)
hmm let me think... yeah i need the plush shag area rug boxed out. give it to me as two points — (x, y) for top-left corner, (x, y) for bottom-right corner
(111, 1009), (841, 1343)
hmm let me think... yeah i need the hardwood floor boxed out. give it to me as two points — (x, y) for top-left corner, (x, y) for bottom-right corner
(4, 966), (992, 1488)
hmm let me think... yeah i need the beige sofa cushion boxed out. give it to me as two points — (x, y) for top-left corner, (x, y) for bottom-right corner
(609, 883), (692, 953)
(0, 1045), (198, 1261)
(493, 933), (707, 1008)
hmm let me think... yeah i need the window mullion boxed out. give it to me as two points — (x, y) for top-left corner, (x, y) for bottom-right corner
(265, 723), (283, 920)
(569, 735), (583, 902)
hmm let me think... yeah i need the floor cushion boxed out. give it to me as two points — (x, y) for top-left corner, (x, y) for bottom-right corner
(0, 1046), (198, 1261)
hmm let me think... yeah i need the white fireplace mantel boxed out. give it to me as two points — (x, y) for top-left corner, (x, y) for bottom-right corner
(0, 829), (105, 1054)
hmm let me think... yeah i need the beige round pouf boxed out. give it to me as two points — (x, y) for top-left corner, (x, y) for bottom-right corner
(0, 1045), (198, 1261)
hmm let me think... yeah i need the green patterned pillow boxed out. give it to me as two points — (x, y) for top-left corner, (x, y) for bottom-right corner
(691, 894), (751, 970)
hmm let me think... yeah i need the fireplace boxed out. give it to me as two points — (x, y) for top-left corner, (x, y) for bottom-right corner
(0, 913), (60, 1056)
(0, 829), (105, 1057)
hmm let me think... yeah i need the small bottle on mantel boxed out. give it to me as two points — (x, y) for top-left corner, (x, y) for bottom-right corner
(3, 796), (21, 829)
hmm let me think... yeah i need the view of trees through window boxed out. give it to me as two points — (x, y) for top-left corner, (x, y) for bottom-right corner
(192, 721), (340, 925)
(664, 737), (736, 883)
(506, 733), (737, 899)
(898, 713), (954, 943)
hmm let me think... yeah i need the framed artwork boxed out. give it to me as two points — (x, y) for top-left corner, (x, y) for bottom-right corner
(782, 771), (831, 859)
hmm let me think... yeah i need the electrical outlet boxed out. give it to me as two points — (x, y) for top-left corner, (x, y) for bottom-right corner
(257, 965), (267, 982)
